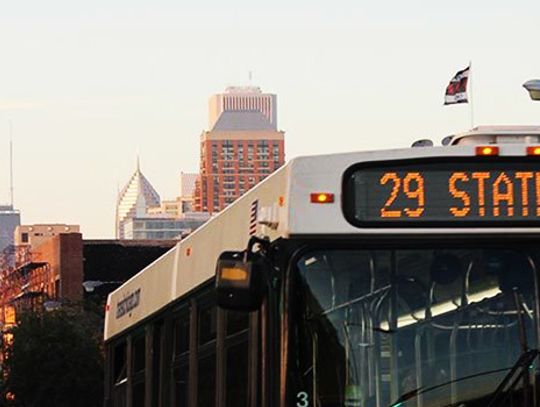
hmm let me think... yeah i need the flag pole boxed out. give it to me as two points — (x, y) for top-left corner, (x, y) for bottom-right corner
(469, 61), (474, 128)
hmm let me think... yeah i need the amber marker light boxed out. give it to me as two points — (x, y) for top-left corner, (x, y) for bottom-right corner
(220, 267), (248, 281)
(527, 146), (540, 156)
(310, 192), (335, 204)
(475, 146), (499, 156)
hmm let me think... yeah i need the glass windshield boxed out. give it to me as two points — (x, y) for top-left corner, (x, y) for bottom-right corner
(290, 247), (540, 407)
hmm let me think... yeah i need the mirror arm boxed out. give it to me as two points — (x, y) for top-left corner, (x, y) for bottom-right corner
(246, 235), (271, 259)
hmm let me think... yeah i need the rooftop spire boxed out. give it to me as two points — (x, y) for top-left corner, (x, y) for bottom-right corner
(9, 121), (14, 208)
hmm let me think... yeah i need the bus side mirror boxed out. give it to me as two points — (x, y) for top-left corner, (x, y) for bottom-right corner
(215, 251), (266, 312)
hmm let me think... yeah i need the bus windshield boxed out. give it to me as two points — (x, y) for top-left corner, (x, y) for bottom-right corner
(292, 247), (540, 407)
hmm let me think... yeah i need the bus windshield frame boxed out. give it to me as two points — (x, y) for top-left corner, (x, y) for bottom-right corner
(284, 237), (540, 407)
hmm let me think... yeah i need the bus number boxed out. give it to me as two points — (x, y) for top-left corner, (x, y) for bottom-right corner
(296, 391), (309, 407)
(380, 172), (425, 218)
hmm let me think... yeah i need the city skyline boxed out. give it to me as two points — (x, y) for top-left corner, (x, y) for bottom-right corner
(1, 0), (539, 237)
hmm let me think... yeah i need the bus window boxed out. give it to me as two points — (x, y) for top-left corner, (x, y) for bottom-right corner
(112, 340), (128, 407)
(174, 312), (190, 358)
(132, 334), (146, 407)
(226, 341), (248, 407)
(225, 310), (250, 407)
(152, 321), (164, 407)
(132, 382), (145, 407)
(113, 341), (127, 385)
(172, 310), (190, 407)
(199, 304), (217, 345)
(295, 248), (539, 407)
(132, 334), (145, 374)
(226, 310), (249, 336)
(197, 302), (217, 406)
(173, 365), (189, 407)
(197, 354), (216, 407)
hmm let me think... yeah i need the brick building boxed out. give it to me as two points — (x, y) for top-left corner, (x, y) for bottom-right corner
(195, 86), (285, 213)
(0, 232), (83, 328)
(0, 225), (175, 328)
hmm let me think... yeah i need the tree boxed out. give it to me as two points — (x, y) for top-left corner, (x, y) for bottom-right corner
(2, 306), (104, 407)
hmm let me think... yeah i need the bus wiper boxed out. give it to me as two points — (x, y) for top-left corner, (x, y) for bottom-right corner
(487, 289), (538, 407)
(389, 367), (511, 406)
(486, 349), (539, 407)
(390, 290), (538, 407)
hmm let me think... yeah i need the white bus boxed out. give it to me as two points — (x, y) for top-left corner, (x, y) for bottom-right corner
(104, 125), (540, 407)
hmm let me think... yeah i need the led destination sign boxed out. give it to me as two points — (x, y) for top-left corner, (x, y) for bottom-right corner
(346, 161), (540, 226)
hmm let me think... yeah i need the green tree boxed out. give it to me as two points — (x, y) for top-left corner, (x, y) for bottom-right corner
(2, 307), (104, 407)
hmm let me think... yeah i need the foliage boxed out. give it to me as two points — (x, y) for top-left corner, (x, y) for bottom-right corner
(2, 306), (104, 407)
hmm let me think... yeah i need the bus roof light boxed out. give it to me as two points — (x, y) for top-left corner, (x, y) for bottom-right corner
(310, 193), (335, 204)
(476, 146), (499, 156)
(527, 146), (540, 156)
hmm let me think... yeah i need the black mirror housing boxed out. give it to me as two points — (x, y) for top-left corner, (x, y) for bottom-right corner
(215, 251), (266, 312)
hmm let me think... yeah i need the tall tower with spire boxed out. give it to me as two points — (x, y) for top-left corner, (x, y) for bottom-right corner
(0, 128), (20, 252)
(115, 159), (161, 239)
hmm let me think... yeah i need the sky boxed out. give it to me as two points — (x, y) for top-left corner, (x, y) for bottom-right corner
(0, 0), (539, 238)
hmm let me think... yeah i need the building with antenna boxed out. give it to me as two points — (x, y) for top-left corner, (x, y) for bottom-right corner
(195, 86), (285, 213)
(0, 205), (20, 252)
(0, 130), (20, 252)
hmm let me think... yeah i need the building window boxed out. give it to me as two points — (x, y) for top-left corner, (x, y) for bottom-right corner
(21, 233), (28, 243)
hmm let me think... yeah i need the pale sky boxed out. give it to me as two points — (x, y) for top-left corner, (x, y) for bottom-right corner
(0, 0), (539, 237)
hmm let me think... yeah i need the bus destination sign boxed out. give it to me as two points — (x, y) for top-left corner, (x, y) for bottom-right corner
(346, 161), (540, 226)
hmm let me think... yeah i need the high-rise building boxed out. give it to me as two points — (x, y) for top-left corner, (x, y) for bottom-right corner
(0, 205), (20, 253)
(195, 86), (285, 213)
(116, 161), (161, 239)
(179, 172), (198, 213)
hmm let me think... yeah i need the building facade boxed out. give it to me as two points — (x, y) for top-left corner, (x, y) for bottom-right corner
(116, 161), (161, 239)
(0, 232), (83, 329)
(14, 224), (80, 247)
(195, 87), (285, 213)
(208, 86), (277, 130)
(0, 205), (20, 253)
(179, 172), (198, 213)
(0, 233), (177, 329)
(123, 212), (210, 240)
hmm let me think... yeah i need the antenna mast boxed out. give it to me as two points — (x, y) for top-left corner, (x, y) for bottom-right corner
(9, 121), (14, 208)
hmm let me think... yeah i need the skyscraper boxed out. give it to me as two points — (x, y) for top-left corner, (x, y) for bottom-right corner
(0, 205), (20, 252)
(195, 86), (285, 213)
(116, 160), (161, 239)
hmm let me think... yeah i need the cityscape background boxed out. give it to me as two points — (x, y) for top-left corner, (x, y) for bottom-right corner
(0, 0), (539, 237)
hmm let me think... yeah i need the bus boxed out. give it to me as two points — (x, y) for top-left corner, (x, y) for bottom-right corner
(104, 125), (540, 407)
